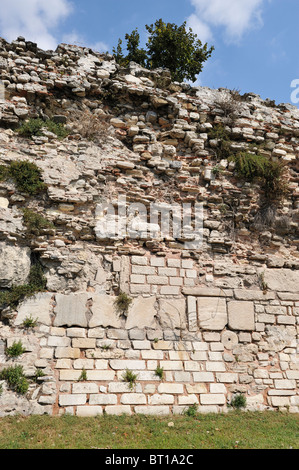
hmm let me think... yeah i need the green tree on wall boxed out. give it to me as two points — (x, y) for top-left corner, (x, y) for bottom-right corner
(113, 18), (214, 83)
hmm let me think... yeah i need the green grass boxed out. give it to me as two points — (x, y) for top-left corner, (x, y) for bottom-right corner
(0, 412), (298, 449)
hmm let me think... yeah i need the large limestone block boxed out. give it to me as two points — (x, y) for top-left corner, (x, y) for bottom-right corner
(90, 295), (122, 328)
(15, 292), (53, 326)
(157, 298), (186, 330)
(228, 301), (255, 331)
(0, 243), (31, 288)
(197, 297), (227, 331)
(126, 296), (157, 330)
(263, 269), (299, 293)
(54, 293), (89, 327)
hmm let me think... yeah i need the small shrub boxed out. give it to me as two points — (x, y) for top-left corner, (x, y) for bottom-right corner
(70, 111), (110, 143)
(0, 365), (29, 395)
(208, 123), (232, 160)
(6, 340), (26, 358)
(0, 164), (9, 181)
(22, 208), (54, 235)
(0, 161), (46, 195)
(122, 369), (138, 391)
(230, 393), (247, 410)
(114, 292), (133, 316)
(28, 262), (47, 292)
(0, 382), (3, 395)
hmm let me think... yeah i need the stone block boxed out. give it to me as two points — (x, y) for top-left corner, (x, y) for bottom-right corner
(72, 338), (96, 349)
(135, 406), (170, 416)
(160, 361), (183, 371)
(109, 360), (146, 370)
(147, 275), (168, 285)
(87, 370), (115, 381)
(234, 290), (275, 301)
(157, 383), (184, 394)
(72, 383), (99, 394)
(193, 372), (214, 383)
(197, 297), (227, 331)
(54, 293), (89, 327)
(67, 328), (86, 338)
(158, 298), (186, 330)
(48, 336), (70, 347)
(73, 359), (95, 370)
(90, 295), (122, 328)
(105, 405), (132, 415)
(89, 394), (117, 405)
(160, 286), (180, 295)
(228, 301), (255, 331)
(149, 394), (175, 405)
(131, 256), (148, 265)
(121, 394), (147, 405)
(55, 347), (80, 359)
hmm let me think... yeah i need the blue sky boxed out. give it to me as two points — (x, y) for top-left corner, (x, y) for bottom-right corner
(0, 0), (298, 106)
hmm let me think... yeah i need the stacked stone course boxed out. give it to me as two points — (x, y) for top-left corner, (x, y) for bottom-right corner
(0, 37), (298, 416)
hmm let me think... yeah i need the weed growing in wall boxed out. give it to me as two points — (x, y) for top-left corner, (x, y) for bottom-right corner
(122, 369), (138, 391)
(230, 393), (247, 410)
(230, 152), (289, 203)
(0, 365), (29, 395)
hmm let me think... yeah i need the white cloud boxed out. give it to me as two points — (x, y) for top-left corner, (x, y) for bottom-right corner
(187, 0), (267, 43)
(0, 0), (73, 50)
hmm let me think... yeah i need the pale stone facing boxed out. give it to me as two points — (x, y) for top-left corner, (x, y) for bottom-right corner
(228, 301), (255, 331)
(197, 297), (227, 331)
(54, 293), (89, 327)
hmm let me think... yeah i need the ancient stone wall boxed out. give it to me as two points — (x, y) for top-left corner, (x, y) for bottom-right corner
(0, 37), (298, 416)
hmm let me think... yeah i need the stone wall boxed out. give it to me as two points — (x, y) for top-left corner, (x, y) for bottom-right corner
(1, 254), (298, 417)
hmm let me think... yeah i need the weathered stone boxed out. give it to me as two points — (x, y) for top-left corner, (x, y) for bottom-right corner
(89, 295), (122, 328)
(263, 269), (299, 293)
(125, 296), (157, 329)
(15, 292), (53, 326)
(228, 301), (255, 331)
(158, 298), (186, 330)
(54, 293), (89, 327)
(0, 243), (31, 288)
